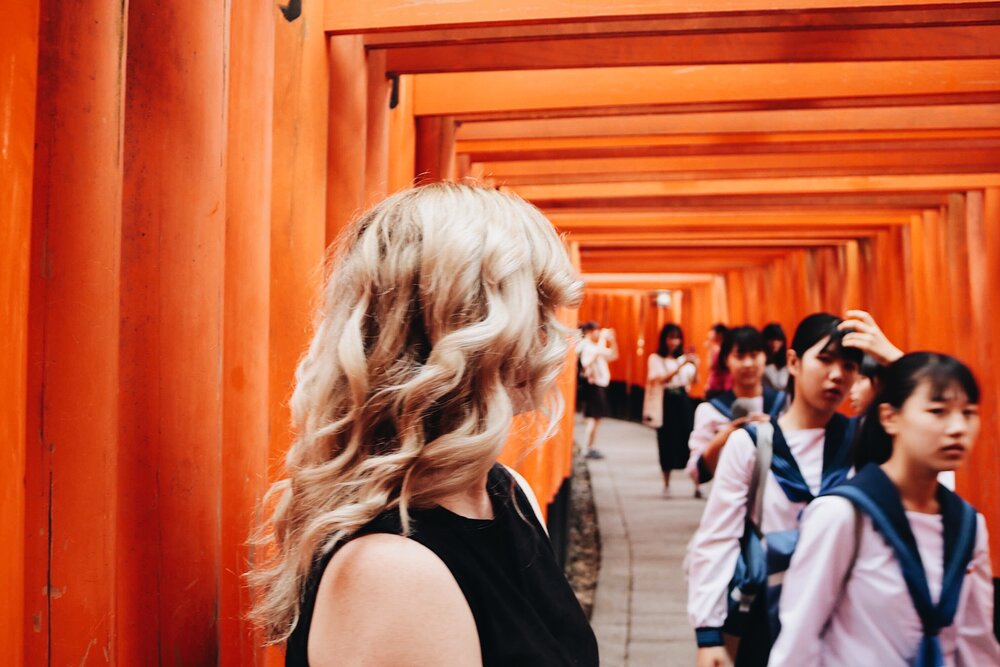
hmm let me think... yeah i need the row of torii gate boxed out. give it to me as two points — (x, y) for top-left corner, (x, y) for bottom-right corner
(3, 1), (1000, 664)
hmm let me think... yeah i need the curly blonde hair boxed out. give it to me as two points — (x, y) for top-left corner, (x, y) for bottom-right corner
(249, 183), (583, 642)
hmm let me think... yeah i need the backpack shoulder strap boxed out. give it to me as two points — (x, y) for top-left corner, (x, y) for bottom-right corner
(744, 422), (773, 528)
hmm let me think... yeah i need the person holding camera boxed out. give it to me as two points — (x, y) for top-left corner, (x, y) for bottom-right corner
(578, 322), (619, 459)
(647, 323), (698, 497)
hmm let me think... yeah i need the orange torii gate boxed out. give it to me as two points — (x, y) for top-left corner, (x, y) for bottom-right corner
(3, 1), (1000, 665)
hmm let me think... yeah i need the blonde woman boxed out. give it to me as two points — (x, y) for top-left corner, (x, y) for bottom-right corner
(249, 184), (599, 667)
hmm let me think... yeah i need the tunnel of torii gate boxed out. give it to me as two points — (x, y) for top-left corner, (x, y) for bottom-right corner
(3, 0), (1000, 664)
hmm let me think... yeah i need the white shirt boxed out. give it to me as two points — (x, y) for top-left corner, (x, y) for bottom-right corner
(763, 364), (789, 392)
(648, 353), (696, 391)
(685, 396), (764, 478)
(770, 497), (999, 667)
(577, 336), (615, 387)
(687, 426), (826, 630)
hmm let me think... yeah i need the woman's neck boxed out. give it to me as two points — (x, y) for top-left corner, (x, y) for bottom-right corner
(436, 471), (494, 520)
(881, 456), (940, 514)
(779, 396), (834, 431)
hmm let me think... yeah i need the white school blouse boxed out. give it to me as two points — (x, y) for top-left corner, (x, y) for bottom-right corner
(577, 337), (614, 388)
(687, 425), (826, 631)
(648, 354), (696, 391)
(769, 496), (999, 667)
(684, 395), (765, 479)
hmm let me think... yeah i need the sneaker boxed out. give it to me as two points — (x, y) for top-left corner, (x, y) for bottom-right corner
(584, 449), (605, 460)
(661, 486), (673, 498)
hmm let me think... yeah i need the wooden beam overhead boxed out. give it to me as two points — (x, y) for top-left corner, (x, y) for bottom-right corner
(456, 104), (1000, 141)
(581, 273), (719, 290)
(362, 6), (1000, 46)
(448, 92), (1000, 125)
(413, 60), (1000, 115)
(383, 24), (1000, 73)
(538, 193), (951, 209)
(579, 249), (796, 273)
(478, 149), (1000, 185)
(510, 173), (1000, 201)
(548, 210), (915, 229)
(458, 132), (1000, 161)
(570, 234), (875, 246)
(325, 0), (997, 34)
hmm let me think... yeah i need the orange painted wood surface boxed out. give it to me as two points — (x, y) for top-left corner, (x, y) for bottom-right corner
(382, 24), (1000, 73)
(966, 188), (1000, 563)
(513, 174), (1000, 201)
(387, 74), (417, 192)
(327, 34), (368, 242)
(458, 106), (1000, 142)
(1, 2), (39, 665)
(365, 49), (392, 203)
(119, 1), (228, 662)
(220, 2), (275, 665)
(415, 116), (458, 182)
(25, 2), (126, 664)
(413, 60), (1000, 115)
(324, 0), (993, 33)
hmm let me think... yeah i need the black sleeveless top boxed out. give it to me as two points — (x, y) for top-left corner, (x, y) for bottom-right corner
(285, 464), (599, 666)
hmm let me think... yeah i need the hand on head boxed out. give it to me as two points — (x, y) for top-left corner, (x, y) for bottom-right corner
(839, 310), (903, 366)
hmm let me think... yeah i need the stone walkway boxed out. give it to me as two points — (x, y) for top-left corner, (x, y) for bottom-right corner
(579, 416), (704, 667)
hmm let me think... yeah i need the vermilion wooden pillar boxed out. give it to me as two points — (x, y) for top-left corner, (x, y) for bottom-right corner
(25, 1), (126, 664)
(365, 49), (392, 203)
(973, 187), (1000, 568)
(119, 1), (226, 662)
(1, 3), (39, 664)
(270, 6), (328, 655)
(327, 34), (367, 242)
(953, 189), (1000, 570)
(270, 2), (329, 525)
(220, 2), (275, 665)
(387, 75), (416, 192)
(415, 115), (457, 182)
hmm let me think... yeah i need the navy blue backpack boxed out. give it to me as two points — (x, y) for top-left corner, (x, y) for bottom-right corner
(827, 464), (978, 667)
(723, 413), (858, 641)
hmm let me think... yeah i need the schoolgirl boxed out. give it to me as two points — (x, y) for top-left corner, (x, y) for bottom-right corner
(687, 313), (862, 667)
(685, 326), (787, 497)
(647, 323), (698, 497)
(771, 353), (999, 666)
(761, 323), (789, 393)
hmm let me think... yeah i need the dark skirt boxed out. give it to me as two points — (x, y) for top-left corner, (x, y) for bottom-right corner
(656, 388), (693, 472)
(582, 383), (611, 419)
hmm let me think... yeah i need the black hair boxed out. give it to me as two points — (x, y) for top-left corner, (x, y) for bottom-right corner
(761, 322), (788, 369)
(580, 321), (600, 333)
(853, 352), (980, 469)
(717, 325), (765, 372)
(859, 354), (885, 381)
(786, 312), (864, 398)
(711, 323), (728, 337)
(657, 323), (684, 358)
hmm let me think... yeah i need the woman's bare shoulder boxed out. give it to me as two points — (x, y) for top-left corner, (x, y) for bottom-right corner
(308, 533), (481, 667)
